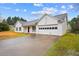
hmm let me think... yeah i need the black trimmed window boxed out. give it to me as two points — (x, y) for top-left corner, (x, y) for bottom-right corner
(52, 27), (54, 29)
(19, 27), (21, 31)
(55, 27), (57, 29)
(39, 27), (58, 30)
(50, 27), (52, 29)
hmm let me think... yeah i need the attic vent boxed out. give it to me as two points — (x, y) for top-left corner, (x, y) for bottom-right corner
(58, 20), (64, 23)
(58, 19), (64, 23)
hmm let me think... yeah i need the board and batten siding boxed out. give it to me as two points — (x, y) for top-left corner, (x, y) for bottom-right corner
(38, 15), (58, 25)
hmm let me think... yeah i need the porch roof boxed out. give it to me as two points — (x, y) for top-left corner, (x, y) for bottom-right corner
(20, 19), (40, 26)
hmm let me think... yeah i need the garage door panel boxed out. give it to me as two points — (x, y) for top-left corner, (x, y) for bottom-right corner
(38, 25), (58, 35)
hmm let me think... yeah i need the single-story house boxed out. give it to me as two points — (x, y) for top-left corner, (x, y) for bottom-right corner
(15, 13), (68, 36)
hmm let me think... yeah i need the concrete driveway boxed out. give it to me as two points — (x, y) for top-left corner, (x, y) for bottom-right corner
(0, 34), (59, 56)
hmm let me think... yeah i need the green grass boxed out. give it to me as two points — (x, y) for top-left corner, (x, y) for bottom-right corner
(16, 33), (30, 37)
(47, 33), (79, 56)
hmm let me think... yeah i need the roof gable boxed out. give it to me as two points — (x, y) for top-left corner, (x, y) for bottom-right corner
(37, 14), (58, 25)
(38, 13), (67, 23)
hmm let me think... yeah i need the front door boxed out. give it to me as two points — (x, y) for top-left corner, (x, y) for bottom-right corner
(28, 27), (30, 33)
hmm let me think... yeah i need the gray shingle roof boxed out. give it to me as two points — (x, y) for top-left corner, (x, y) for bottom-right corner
(54, 13), (67, 20)
(19, 19), (40, 26)
(19, 13), (67, 26)
(54, 13), (67, 23)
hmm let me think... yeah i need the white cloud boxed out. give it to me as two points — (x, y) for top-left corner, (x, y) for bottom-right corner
(31, 7), (58, 15)
(61, 5), (66, 9)
(33, 3), (43, 7)
(69, 5), (74, 9)
(31, 12), (39, 14)
(42, 7), (58, 14)
(60, 10), (67, 13)
(15, 9), (20, 12)
(23, 9), (27, 12)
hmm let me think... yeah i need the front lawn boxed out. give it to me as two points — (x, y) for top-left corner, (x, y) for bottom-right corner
(47, 33), (79, 56)
(0, 31), (30, 40)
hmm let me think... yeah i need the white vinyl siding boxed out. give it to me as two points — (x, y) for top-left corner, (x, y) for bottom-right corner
(38, 15), (58, 25)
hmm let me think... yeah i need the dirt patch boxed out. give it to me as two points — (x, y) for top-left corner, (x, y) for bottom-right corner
(0, 31), (30, 40)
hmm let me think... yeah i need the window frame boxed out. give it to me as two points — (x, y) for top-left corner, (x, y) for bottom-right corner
(19, 27), (22, 31)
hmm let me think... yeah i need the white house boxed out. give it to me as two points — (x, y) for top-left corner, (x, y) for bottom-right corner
(14, 13), (68, 36)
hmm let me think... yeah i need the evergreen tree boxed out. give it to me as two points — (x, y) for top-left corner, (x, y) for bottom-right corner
(6, 16), (27, 25)
(2, 19), (7, 24)
(6, 16), (12, 25)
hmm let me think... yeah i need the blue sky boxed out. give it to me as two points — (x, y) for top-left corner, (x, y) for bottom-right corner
(0, 3), (79, 21)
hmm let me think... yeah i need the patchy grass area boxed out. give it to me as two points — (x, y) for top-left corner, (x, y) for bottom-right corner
(0, 31), (30, 40)
(47, 33), (79, 56)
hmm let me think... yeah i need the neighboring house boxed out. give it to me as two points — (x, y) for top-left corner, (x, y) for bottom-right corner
(15, 13), (68, 36)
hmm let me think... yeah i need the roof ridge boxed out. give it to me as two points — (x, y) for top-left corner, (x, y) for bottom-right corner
(54, 13), (67, 17)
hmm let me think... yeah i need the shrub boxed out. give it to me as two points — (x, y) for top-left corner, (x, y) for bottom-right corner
(0, 23), (10, 32)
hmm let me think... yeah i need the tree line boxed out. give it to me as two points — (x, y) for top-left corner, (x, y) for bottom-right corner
(69, 15), (79, 33)
(2, 16), (27, 25)
(0, 16), (27, 32)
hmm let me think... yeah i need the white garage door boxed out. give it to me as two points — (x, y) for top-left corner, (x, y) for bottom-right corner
(38, 25), (58, 35)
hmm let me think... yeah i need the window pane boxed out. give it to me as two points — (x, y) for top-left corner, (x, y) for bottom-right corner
(19, 27), (21, 31)
(55, 27), (57, 29)
(50, 27), (51, 29)
(45, 28), (46, 29)
(52, 27), (54, 29)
